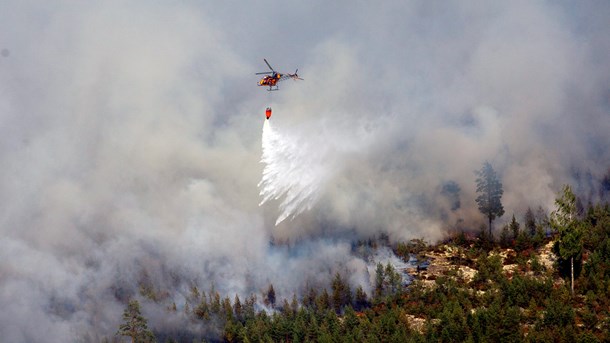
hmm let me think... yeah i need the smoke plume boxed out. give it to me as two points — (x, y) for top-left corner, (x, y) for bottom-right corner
(1, 1), (609, 340)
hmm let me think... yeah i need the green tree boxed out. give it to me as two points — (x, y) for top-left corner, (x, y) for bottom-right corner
(509, 214), (520, 241)
(374, 262), (385, 300)
(331, 272), (352, 314)
(354, 285), (369, 311)
(515, 229), (532, 253)
(475, 224), (494, 252)
(116, 300), (155, 343)
(264, 284), (276, 308)
(524, 207), (537, 237)
(303, 287), (317, 310)
(385, 262), (402, 296)
(499, 225), (511, 249)
(475, 161), (505, 237)
(233, 294), (243, 322)
(223, 296), (234, 322)
(210, 290), (221, 314)
(438, 301), (468, 342)
(316, 289), (331, 313)
(473, 253), (504, 287)
(290, 294), (299, 316)
(243, 294), (257, 322)
(550, 185), (583, 296)
(194, 291), (209, 320)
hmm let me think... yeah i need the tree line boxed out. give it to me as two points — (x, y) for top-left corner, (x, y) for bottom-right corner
(110, 162), (610, 342)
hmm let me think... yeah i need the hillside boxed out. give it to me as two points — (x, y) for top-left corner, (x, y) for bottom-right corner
(113, 200), (610, 342)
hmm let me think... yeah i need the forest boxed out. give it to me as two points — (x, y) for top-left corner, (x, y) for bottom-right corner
(112, 181), (610, 343)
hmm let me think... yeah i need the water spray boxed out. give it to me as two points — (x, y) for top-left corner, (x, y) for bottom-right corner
(258, 120), (329, 225)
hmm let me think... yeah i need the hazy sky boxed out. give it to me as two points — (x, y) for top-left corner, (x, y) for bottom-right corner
(1, 1), (609, 341)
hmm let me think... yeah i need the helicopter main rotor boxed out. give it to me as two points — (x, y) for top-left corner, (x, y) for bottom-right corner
(256, 59), (276, 75)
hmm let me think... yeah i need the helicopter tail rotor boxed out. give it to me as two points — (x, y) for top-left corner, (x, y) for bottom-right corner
(292, 69), (304, 80)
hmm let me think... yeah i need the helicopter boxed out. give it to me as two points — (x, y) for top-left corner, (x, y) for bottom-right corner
(256, 59), (303, 91)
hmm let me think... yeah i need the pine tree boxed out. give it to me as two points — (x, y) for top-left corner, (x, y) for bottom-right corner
(331, 273), (352, 314)
(265, 284), (276, 308)
(515, 229), (532, 253)
(243, 294), (257, 321)
(354, 285), (369, 311)
(385, 262), (402, 296)
(499, 225), (511, 249)
(509, 214), (520, 241)
(475, 224), (494, 252)
(281, 298), (292, 317)
(210, 290), (221, 314)
(524, 207), (536, 237)
(116, 300), (155, 343)
(532, 206), (548, 247)
(233, 294), (243, 322)
(475, 161), (505, 237)
(189, 286), (201, 303)
(223, 296), (234, 322)
(194, 291), (209, 320)
(316, 289), (331, 313)
(303, 286), (318, 310)
(550, 185), (583, 296)
(290, 294), (299, 316)
(374, 262), (385, 300)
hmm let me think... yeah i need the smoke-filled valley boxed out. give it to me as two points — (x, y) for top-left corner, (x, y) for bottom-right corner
(1, 1), (610, 341)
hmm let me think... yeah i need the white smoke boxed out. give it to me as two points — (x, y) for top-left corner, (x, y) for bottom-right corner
(1, 1), (610, 341)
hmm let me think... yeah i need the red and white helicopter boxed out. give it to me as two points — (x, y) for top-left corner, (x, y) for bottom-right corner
(256, 59), (303, 91)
